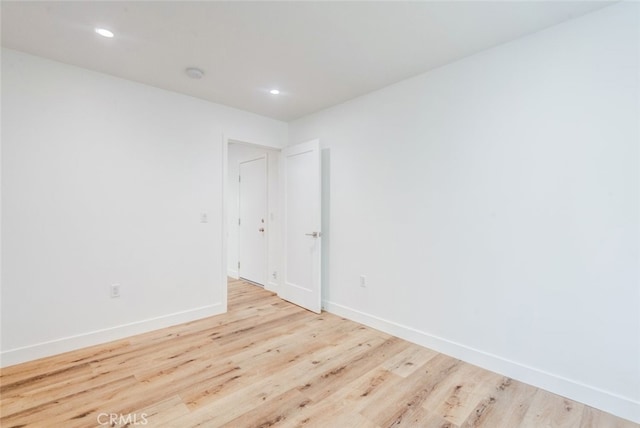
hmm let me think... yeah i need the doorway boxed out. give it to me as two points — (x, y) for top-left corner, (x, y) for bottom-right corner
(226, 141), (281, 292)
(238, 156), (267, 285)
(223, 138), (323, 314)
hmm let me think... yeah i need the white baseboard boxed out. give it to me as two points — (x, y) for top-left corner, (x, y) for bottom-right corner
(266, 280), (279, 293)
(227, 269), (239, 279)
(322, 300), (640, 424)
(0, 303), (224, 368)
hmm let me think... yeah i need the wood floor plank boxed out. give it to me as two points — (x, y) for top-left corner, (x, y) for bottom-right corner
(1, 279), (637, 428)
(164, 325), (385, 426)
(1, 366), (131, 417)
(380, 345), (439, 378)
(581, 405), (640, 428)
(0, 375), (139, 427)
(386, 404), (453, 428)
(110, 395), (190, 428)
(0, 339), (131, 386)
(428, 361), (504, 426)
(219, 388), (312, 428)
(520, 388), (584, 427)
(180, 321), (386, 413)
(292, 403), (380, 428)
(459, 377), (537, 428)
(297, 336), (408, 403)
(288, 366), (404, 427)
(166, 371), (298, 426)
(375, 354), (464, 427)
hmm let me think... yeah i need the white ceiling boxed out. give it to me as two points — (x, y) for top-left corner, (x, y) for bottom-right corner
(1, 1), (613, 122)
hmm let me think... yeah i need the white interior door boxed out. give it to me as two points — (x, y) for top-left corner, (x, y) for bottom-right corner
(279, 140), (321, 313)
(239, 156), (267, 285)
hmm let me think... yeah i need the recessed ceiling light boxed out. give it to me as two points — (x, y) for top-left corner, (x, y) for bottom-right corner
(95, 28), (114, 38)
(269, 89), (280, 95)
(185, 67), (205, 79)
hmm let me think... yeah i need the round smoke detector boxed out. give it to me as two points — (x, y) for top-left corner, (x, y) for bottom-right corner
(185, 67), (205, 79)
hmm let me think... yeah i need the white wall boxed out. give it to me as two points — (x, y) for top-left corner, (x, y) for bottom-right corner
(227, 142), (281, 291)
(0, 48), (287, 366)
(290, 3), (639, 422)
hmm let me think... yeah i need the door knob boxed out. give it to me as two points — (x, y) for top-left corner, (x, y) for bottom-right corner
(259, 228), (265, 232)
(305, 231), (321, 238)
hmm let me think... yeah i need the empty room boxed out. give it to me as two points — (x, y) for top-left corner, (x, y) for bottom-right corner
(1, 1), (638, 427)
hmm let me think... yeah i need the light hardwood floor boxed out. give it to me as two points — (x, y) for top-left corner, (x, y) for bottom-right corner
(1, 278), (637, 427)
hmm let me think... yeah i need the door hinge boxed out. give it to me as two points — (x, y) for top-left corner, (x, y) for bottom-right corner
(238, 218), (241, 225)
(238, 261), (240, 269)
(238, 175), (241, 183)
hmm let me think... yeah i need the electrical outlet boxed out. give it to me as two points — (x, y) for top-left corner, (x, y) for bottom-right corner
(360, 275), (366, 288)
(272, 271), (278, 279)
(110, 284), (121, 298)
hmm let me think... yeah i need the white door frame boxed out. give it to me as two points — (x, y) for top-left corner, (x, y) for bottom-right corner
(221, 134), (229, 312)
(222, 136), (281, 308)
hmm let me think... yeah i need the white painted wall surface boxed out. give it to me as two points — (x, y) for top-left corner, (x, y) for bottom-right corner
(0, 49), (287, 366)
(290, 3), (639, 422)
(227, 143), (281, 291)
